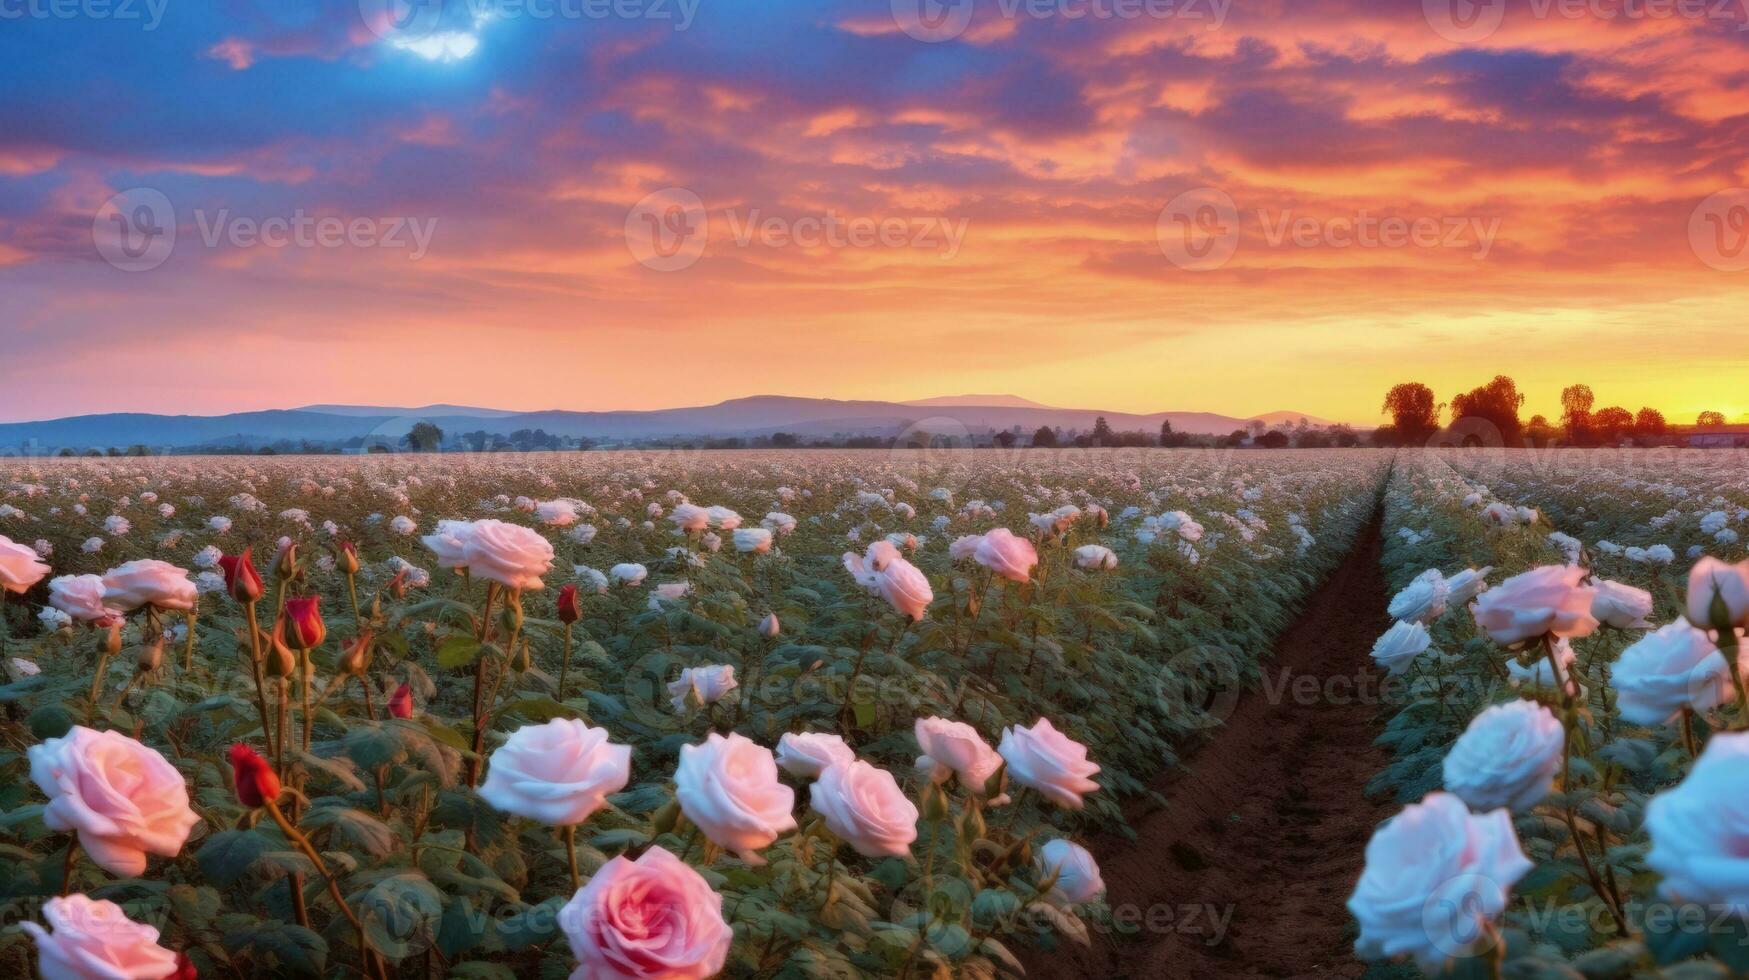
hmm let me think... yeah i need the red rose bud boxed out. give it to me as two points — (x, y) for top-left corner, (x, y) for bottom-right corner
(173, 952), (198, 980)
(336, 540), (360, 576)
(283, 596), (326, 649)
(388, 682), (414, 719)
(557, 583), (581, 624)
(228, 744), (280, 807)
(217, 548), (264, 604)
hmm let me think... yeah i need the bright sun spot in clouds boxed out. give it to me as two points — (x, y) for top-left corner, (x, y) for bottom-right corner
(390, 30), (481, 62)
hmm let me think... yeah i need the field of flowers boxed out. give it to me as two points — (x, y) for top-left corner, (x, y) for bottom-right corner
(0, 448), (1384, 979)
(1353, 449), (1749, 978)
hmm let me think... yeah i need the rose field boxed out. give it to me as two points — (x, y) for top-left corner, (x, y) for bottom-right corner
(5, 447), (1749, 978)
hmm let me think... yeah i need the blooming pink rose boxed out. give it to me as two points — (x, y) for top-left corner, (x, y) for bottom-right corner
(22, 894), (180, 980)
(1470, 565), (1598, 646)
(462, 519), (555, 591)
(558, 846), (732, 980)
(844, 547), (934, 621)
(674, 732), (796, 864)
(48, 575), (123, 626)
(998, 717), (1101, 809)
(0, 534), (50, 594)
(809, 760), (919, 858)
(974, 528), (1038, 584)
(479, 719), (632, 826)
(100, 560), (197, 613)
(775, 732), (855, 779)
(29, 726), (201, 877)
(914, 717), (1006, 802)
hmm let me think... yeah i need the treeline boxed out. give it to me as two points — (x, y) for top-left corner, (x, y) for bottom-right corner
(1379, 377), (1728, 448)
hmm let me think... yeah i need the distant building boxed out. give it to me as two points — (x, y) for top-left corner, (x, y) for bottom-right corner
(1686, 427), (1749, 448)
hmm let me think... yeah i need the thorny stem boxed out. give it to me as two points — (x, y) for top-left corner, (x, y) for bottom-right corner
(563, 824), (581, 892)
(264, 799), (385, 980)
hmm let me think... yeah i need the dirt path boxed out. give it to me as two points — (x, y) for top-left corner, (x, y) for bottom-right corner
(1024, 506), (1395, 979)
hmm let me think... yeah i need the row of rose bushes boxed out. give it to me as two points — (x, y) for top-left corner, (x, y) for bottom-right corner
(0, 450), (1387, 978)
(1348, 451), (1749, 978)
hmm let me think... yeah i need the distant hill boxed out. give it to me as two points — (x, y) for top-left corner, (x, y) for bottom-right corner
(0, 395), (1341, 452)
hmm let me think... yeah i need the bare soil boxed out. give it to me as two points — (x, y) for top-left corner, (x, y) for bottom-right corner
(1024, 508), (1395, 979)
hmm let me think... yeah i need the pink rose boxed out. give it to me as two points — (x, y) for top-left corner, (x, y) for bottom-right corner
(100, 560), (197, 613)
(998, 717), (1101, 809)
(22, 894), (180, 979)
(974, 528), (1037, 584)
(809, 760), (919, 858)
(674, 732), (796, 864)
(49, 575), (123, 626)
(0, 534), (50, 594)
(843, 546), (934, 622)
(1686, 556), (1749, 630)
(669, 503), (709, 533)
(914, 717), (1006, 802)
(479, 719), (632, 826)
(775, 732), (855, 779)
(462, 519), (555, 591)
(29, 726), (201, 877)
(558, 846), (732, 980)
(1470, 565), (1598, 646)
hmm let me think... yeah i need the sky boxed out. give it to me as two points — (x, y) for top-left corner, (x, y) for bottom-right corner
(1, 0), (1746, 426)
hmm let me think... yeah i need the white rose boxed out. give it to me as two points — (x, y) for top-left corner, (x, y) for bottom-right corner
(1612, 622), (1734, 726)
(1591, 579), (1653, 630)
(1646, 731), (1749, 908)
(1442, 700), (1564, 812)
(667, 665), (737, 713)
(461, 519), (554, 591)
(1035, 838), (1105, 905)
(1348, 792), (1533, 972)
(1388, 569), (1449, 624)
(1370, 620), (1431, 676)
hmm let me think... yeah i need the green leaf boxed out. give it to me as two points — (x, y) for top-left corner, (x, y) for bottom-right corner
(197, 830), (270, 888)
(223, 921), (328, 975)
(437, 635), (483, 669)
(305, 806), (396, 857)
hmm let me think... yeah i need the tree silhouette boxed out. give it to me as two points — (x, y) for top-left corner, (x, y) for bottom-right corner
(1030, 426), (1058, 448)
(1450, 375), (1526, 446)
(1593, 406), (1634, 443)
(1091, 416), (1113, 445)
(404, 422), (444, 452)
(1561, 384), (1595, 444)
(1381, 383), (1442, 445)
(1699, 411), (1728, 428)
(1634, 408), (1667, 438)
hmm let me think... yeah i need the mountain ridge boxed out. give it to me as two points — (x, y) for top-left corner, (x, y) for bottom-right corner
(0, 396), (1339, 451)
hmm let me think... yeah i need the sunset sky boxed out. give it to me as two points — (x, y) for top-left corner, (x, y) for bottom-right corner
(2, 0), (1746, 426)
